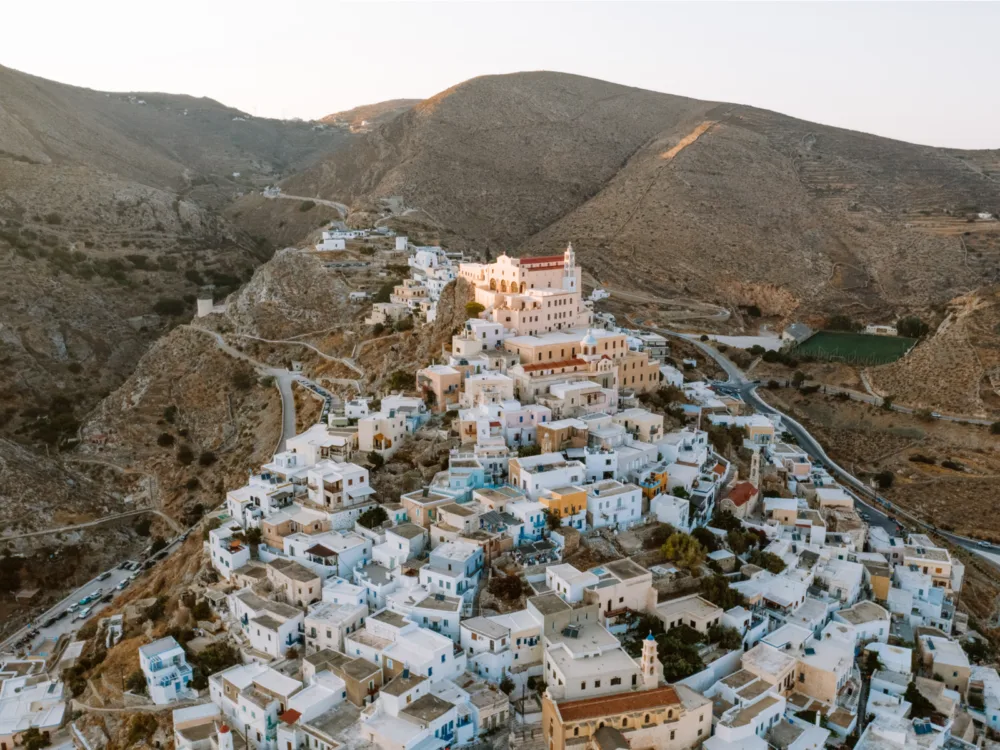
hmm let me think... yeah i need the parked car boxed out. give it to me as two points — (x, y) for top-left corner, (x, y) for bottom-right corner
(66, 603), (79, 613)
(97, 571), (112, 581)
(74, 607), (92, 621)
(979, 541), (991, 548)
(117, 580), (129, 591)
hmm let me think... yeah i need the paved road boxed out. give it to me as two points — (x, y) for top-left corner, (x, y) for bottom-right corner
(0, 509), (154, 542)
(184, 325), (340, 450)
(263, 191), (348, 218)
(0, 535), (186, 655)
(636, 320), (1000, 560)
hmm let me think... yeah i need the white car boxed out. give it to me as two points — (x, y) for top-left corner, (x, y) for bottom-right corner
(74, 607), (92, 621)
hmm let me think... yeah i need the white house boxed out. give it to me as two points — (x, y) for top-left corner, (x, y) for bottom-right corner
(229, 589), (304, 659)
(139, 637), (196, 705)
(582, 479), (643, 530)
(208, 524), (251, 581)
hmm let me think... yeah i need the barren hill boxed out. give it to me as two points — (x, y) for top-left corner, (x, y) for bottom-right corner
(263, 71), (1000, 316)
(321, 98), (421, 129)
(0, 64), (357, 441)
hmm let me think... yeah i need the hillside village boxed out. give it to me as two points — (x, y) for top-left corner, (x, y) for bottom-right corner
(5, 238), (1000, 750)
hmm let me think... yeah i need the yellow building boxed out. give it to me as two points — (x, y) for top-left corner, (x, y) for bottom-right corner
(539, 486), (587, 521)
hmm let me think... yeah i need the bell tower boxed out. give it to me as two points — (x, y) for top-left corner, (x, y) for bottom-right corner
(641, 632), (663, 689)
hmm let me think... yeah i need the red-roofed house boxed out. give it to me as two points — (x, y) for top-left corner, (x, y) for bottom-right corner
(721, 481), (760, 519)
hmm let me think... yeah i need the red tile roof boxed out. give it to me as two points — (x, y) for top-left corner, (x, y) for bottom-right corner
(555, 686), (680, 722)
(727, 482), (759, 507)
(279, 709), (302, 725)
(521, 357), (586, 373)
(305, 544), (337, 557)
(521, 255), (565, 264)
(712, 462), (726, 476)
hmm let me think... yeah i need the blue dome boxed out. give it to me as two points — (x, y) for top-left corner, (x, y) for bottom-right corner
(646, 632), (656, 641)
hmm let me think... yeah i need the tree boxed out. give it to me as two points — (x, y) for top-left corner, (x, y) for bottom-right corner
(874, 470), (894, 489)
(298, 200), (316, 212)
(163, 405), (178, 423)
(387, 370), (416, 391)
(177, 444), (195, 465)
(517, 444), (542, 458)
(134, 518), (152, 537)
(692, 527), (720, 553)
(543, 509), (562, 531)
(747, 549), (786, 574)
(372, 323), (385, 336)
(792, 370), (806, 388)
(231, 370), (254, 390)
(826, 314), (859, 332)
(367, 451), (385, 471)
(896, 316), (929, 339)
(671, 486), (690, 499)
(499, 675), (515, 695)
(21, 728), (50, 750)
(373, 280), (400, 303)
(153, 298), (185, 316)
(156, 432), (175, 447)
(150, 536), (168, 555)
(991, 422), (1000, 435)
(198, 451), (217, 467)
(358, 506), (389, 529)
(661, 533), (706, 573)
(700, 574), (746, 609)
(707, 624), (744, 650)
(881, 395), (894, 411)
(125, 669), (147, 694)
(465, 301), (486, 318)
(242, 526), (262, 545)
(963, 637), (994, 664)
(394, 316), (414, 332)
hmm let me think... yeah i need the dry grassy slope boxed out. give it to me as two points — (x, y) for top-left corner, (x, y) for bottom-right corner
(868, 286), (1000, 416)
(281, 72), (716, 253)
(522, 106), (1000, 313)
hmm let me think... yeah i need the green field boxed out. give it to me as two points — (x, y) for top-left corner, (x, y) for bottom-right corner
(793, 330), (916, 365)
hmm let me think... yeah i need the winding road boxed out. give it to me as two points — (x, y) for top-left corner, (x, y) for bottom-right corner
(263, 191), (348, 218)
(633, 319), (1000, 562)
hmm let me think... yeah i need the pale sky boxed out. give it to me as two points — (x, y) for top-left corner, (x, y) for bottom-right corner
(5, 1), (998, 149)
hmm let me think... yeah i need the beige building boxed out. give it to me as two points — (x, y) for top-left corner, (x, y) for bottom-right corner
(260, 507), (329, 550)
(416, 364), (463, 413)
(358, 409), (407, 459)
(542, 684), (712, 750)
(921, 635), (970, 697)
(655, 594), (723, 634)
(904, 536), (958, 593)
(611, 408), (664, 443)
(459, 244), (589, 336)
(303, 649), (382, 707)
(266, 559), (322, 608)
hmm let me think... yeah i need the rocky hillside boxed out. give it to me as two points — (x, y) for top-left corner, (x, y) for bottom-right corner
(0, 64), (360, 442)
(256, 71), (1000, 316)
(868, 286), (1000, 416)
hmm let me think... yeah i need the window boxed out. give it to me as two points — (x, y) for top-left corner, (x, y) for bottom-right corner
(581, 682), (586, 690)
(441, 655), (446, 663)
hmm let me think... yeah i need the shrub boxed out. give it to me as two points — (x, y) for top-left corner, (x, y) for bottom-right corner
(896, 316), (929, 338)
(185, 269), (204, 285)
(826, 314), (860, 332)
(875, 470), (894, 489)
(153, 297), (185, 316)
(231, 370), (254, 390)
(517, 443), (542, 458)
(177, 445), (195, 465)
(163, 405), (177, 423)
(198, 451), (217, 467)
(488, 574), (524, 601)
(44, 212), (62, 225)
(367, 451), (385, 471)
(747, 549), (786, 574)
(387, 370), (416, 391)
(156, 432), (175, 447)
(125, 669), (147, 694)
(661, 533), (706, 573)
(358, 506), (389, 529)
(67, 362), (83, 374)
(942, 459), (965, 471)
(394, 316), (414, 332)
(991, 422), (1000, 435)
(465, 301), (485, 318)
(299, 200), (316, 212)
(150, 536), (168, 554)
(134, 518), (152, 537)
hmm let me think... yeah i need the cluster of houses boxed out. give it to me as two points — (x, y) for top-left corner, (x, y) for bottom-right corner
(12, 243), (997, 750)
(363, 239), (464, 325)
